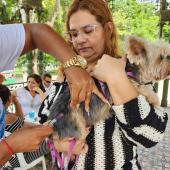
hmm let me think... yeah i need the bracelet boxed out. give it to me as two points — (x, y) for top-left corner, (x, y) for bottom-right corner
(1, 139), (14, 156)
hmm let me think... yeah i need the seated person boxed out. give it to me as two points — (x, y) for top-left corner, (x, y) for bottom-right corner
(13, 74), (46, 121)
(42, 73), (53, 95)
(0, 84), (49, 168)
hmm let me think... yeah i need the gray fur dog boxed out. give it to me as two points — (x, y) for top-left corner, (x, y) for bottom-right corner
(48, 82), (111, 140)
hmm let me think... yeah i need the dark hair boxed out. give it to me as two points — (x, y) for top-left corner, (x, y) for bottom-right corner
(26, 74), (45, 92)
(0, 84), (11, 105)
(42, 73), (52, 79)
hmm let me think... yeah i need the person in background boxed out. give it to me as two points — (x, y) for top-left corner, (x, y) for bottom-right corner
(42, 73), (53, 95)
(38, 65), (65, 123)
(0, 73), (5, 85)
(14, 74), (45, 121)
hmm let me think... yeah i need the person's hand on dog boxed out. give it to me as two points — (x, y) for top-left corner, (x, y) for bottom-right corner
(54, 137), (88, 155)
(91, 54), (127, 85)
(53, 127), (90, 155)
(6, 125), (53, 153)
(92, 54), (138, 105)
(65, 67), (108, 112)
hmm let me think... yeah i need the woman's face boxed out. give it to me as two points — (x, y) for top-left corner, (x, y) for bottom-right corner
(69, 10), (105, 65)
(27, 78), (39, 91)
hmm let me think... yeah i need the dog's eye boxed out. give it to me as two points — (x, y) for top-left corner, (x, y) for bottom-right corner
(167, 55), (170, 61)
(160, 55), (164, 60)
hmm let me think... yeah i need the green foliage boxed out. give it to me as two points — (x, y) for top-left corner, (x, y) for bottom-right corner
(54, 4), (65, 35)
(112, 0), (159, 41)
(162, 22), (170, 41)
(0, 0), (21, 23)
(40, 0), (56, 22)
(54, 0), (71, 36)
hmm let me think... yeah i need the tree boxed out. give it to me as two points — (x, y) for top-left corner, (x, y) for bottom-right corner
(112, 0), (159, 46)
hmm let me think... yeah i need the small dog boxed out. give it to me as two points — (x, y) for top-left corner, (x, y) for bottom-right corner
(125, 35), (170, 106)
(48, 81), (112, 140)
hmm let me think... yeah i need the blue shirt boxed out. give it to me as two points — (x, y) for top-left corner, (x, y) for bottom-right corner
(0, 98), (5, 139)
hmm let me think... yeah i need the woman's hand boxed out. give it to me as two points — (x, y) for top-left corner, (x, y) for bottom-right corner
(92, 54), (138, 105)
(54, 137), (88, 155)
(32, 86), (42, 94)
(91, 54), (127, 84)
(33, 86), (46, 101)
(53, 127), (90, 155)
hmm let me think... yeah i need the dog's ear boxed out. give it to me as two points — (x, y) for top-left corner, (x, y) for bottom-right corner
(127, 36), (146, 56)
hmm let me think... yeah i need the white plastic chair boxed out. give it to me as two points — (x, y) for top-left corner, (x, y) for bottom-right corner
(4, 131), (47, 170)
(13, 154), (46, 170)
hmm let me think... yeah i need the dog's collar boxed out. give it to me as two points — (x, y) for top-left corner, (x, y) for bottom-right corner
(138, 81), (157, 93)
(141, 81), (153, 85)
(127, 71), (154, 86)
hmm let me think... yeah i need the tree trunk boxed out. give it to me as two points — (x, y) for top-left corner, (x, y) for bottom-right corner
(47, 0), (60, 27)
(160, 0), (170, 107)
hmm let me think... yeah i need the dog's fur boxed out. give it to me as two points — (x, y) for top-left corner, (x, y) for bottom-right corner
(125, 35), (170, 106)
(49, 82), (112, 140)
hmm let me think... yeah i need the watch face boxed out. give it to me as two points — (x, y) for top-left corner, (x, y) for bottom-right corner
(77, 55), (87, 69)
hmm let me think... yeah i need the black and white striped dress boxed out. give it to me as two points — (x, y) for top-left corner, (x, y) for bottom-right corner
(5, 117), (48, 168)
(39, 82), (168, 170)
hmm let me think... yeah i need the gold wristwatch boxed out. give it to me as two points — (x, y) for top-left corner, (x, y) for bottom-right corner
(63, 55), (87, 69)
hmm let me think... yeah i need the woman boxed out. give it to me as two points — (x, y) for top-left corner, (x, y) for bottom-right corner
(14, 74), (45, 121)
(39, 0), (168, 169)
(0, 84), (49, 168)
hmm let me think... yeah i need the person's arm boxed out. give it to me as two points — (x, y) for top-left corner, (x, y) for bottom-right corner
(0, 142), (11, 167)
(10, 93), (24, 118)
(92, 54), (168, 148)
(92, 54), (138, 105)
(0, 125), (53, 167)
(22, 23), (74, 63)
(22, 23), (107, 110)
(32, 87), (46, 102)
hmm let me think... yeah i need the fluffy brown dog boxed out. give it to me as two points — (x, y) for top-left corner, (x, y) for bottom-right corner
(125, 35), (170, 106)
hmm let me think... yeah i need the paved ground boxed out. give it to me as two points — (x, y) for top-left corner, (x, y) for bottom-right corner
(138, 107), (170, 170)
